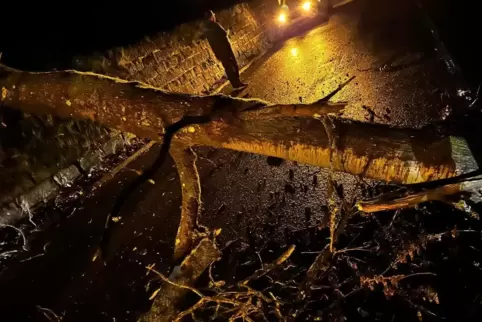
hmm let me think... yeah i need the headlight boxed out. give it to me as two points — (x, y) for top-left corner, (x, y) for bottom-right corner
(278, 13), (287, 23)
(302, 1), (312, 11)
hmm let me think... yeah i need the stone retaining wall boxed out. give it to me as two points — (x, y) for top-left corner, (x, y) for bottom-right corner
(74, 2), (274, 93)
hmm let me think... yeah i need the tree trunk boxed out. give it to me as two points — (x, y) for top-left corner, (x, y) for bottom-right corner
(174, 116), (477, 184)
(0, 64), (239, 141)
(1, 65), (477, 185)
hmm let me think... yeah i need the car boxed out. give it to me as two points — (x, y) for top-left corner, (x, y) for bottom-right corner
(273, 1), (331, 40)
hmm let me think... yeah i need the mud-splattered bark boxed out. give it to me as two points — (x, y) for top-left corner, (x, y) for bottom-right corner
(1, 65), (477, 185)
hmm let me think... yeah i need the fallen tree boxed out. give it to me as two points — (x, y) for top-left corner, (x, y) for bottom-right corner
(1, 64), (481, 320)
(1, 65), (477, 186)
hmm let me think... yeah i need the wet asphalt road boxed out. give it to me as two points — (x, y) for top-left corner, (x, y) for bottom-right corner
(0, 1), (468, 321)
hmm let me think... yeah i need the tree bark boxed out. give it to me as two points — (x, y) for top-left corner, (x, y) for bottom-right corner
(357, 176), (482, 212)
(139, 238), (220, 322)
(1, 65), (477, 185)
(175, 117), (477, 184)
(0, 64), (247, 141)
(170, 144), (203, 261)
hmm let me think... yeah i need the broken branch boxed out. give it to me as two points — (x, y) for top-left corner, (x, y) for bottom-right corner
(170, 144), (204, 261)
(241, 245), (296, 285)
(139, 238), (221, 322)
(357, 177), (482, 213)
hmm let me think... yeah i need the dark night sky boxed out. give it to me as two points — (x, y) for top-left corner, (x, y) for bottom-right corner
(1, 0), (248, 69)
(421, 0), (482, 84)
(1, 0), (481, 81)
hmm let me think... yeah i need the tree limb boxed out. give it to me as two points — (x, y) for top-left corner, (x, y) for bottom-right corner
(170, 144), (204, 261)
(357, 177), (482, 213)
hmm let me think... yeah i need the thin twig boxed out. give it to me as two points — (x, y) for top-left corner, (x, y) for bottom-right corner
(146, 266), (204, 298)
(0, 224), (28, 251)
(20, 253), (44, 262)
(241, 245), (295, 285)
(0, 249), (18, 259)
(318, 76), (356, 103)
(334, 245), (378, 255)
(19, 199), (38, 230)
(400, 272), (437, 280)
(36, 305), (62, 321)
(388, 209), (401, 228)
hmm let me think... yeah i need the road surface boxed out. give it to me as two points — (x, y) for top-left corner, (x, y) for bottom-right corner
(0, 1), (467, 321)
